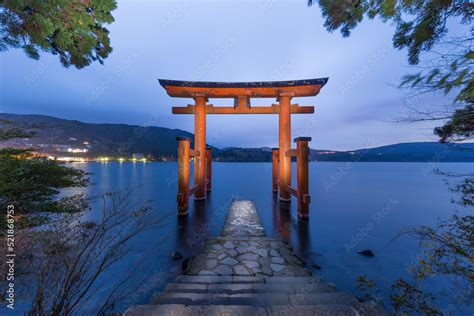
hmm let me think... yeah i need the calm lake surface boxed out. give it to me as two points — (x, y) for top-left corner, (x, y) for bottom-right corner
(43, 162), (474, 313)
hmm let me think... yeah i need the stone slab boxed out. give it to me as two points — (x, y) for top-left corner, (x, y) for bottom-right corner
(207, 283), (253, 294)
(220, 200), (266, 237)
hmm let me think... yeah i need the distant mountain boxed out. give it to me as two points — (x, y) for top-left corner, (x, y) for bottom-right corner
(0, 113), (208, 159)
(1, 113), (473, 162)
(216, 147), (272, 162)
(217, 143), (473, 162)
(311, 142), (474, 162)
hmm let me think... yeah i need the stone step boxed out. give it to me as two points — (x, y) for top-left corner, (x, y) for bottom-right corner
(174, 275), (322, 285)
(125, 304), (268, 316)
(263, 276), (324, 284)
(208, 236), (280, 242)
(174, 275), (258, 284)
(125, 304), (359, 316)
(288, 292), (358, 306)
(164, 282), (337, 295)
(164, 283), (208, 293)
(254, 282), (337, 294)
(149, 292), (358, 306)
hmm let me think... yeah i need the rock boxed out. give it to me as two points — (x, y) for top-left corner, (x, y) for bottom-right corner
(211, 244), (224, 251)
(171, 251), (183, 260)
(311, 263), (322, 270)
(233, 265), (251, 276)
(256, 248), (268, 257)
(227, 249), (238, 257)
(247, 247), (259, 254)
(215, 264), (233, 275)
(239, 253), (259, 261)
(220, 257), (239, 266)
(205, 259), (218, 269)
(270, 249), (279, 257)
(236, 247), (248, 254)
(270, 263), (285, 272)
(181, 258), (191, 271)
(358, 249), (375, 257)
(223, 241), (235, 249)
(242, 260), (260, 269)
(271, 256), (285, 264)
(252, 267), (262, 274)
(217, 253), (227, 260)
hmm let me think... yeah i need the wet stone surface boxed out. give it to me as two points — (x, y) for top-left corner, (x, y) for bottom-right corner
(187, 200), (310, 277)
(220, 200), (265, 237)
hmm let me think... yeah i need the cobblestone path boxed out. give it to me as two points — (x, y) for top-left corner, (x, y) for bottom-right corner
(125, 200), (386, 315)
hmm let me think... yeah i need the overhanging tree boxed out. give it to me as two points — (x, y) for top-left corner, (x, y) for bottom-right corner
(308, 0), (473, 142)
(0, 0), (117, 68)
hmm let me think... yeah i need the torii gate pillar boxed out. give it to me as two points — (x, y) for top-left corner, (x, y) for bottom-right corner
(194, 96), (207, 200)
(279, 95), (292, 201)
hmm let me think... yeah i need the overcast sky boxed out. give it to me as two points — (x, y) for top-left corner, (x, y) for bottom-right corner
(0, 0), (463, 150)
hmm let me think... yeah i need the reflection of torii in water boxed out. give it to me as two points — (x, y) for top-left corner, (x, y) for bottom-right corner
(158, 78), (328, 218)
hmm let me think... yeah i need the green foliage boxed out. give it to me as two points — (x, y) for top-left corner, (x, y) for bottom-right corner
(0, 120), (89, 215)
(0, 0), (117, 68)
(308, 0), (473, 142)
(390, 279), (442, 315)
(308, 0), (472, 64)
(393, 175), (474, 308)
(403, 215), (473, 282)
(355, 275), (380, 303)
(434, 104), (474, 142)
(0, 148), (89, 214)
(358, 173), (473, 313)
(452, 177), (474, 206)
(354, 276), (443, 313)
(400, 50), (473, 142)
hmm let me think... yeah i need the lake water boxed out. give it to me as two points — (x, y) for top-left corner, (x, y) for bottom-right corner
(17, 162), (474, 314)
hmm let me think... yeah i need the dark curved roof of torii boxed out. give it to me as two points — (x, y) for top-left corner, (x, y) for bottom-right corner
(158, 78), (328, 89)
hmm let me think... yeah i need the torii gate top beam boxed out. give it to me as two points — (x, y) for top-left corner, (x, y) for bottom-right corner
(158, 78), (328, 98)
(158, 78), (328, 115)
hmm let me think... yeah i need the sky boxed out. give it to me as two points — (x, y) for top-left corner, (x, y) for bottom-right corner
(0, 0), (463, 150)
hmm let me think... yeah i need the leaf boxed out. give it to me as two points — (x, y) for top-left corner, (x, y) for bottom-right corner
(453, 69), (469, 86)
(450, 61), (458, 71)
(411, 76), (423, 88)
(426, 69), (440, 84)
(400, 74), (420, 87)
(437, 74), (450, 87)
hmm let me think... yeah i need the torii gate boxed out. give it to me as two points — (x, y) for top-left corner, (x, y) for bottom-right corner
(158, 78), (328, 219)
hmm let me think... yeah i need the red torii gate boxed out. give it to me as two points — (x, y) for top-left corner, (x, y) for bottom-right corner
(158, 78), (328, 219)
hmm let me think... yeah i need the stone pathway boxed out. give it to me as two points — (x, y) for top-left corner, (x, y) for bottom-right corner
(185, 203), (308, 278)
(125, 200), (386, 315)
